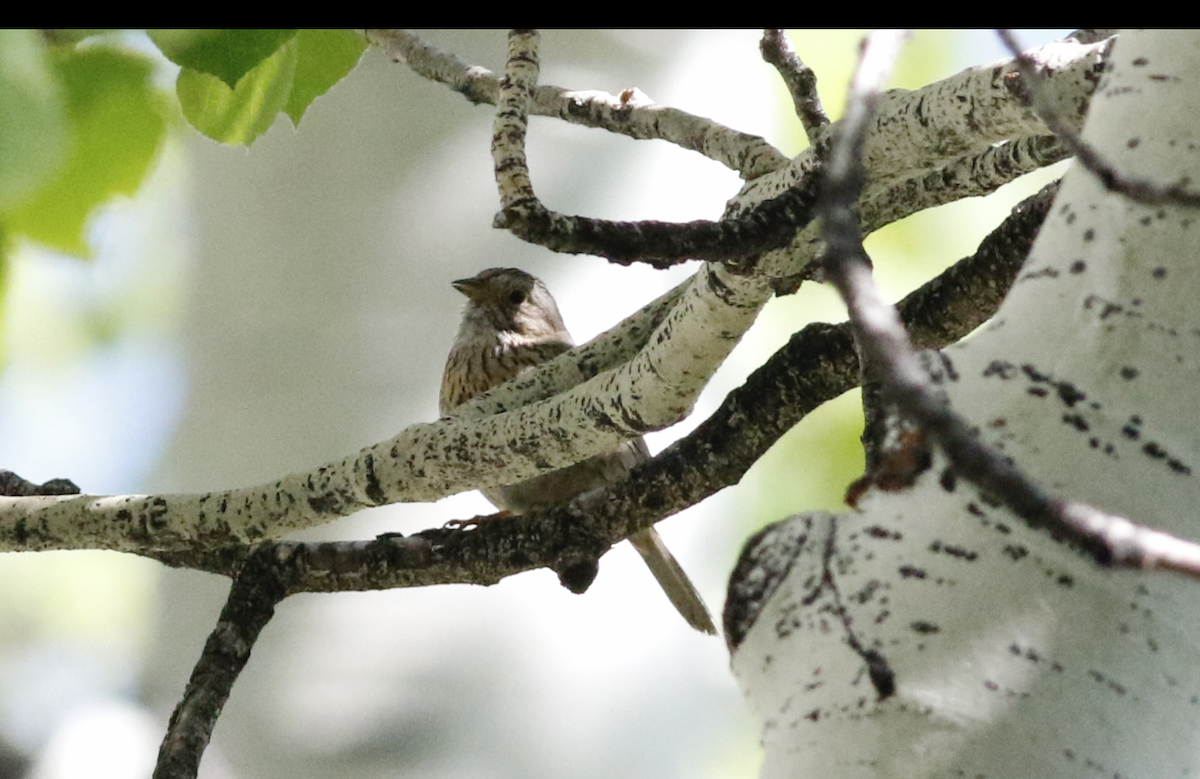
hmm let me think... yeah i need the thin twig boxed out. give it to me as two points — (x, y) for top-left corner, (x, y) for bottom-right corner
(153, 549), (286, 779)
(760, 29), (829, 144)
(998, 29), (1200, 208)
(366, 29), (789, 179)
(492, 29), (539, 214)
(817, 29), (913, 494)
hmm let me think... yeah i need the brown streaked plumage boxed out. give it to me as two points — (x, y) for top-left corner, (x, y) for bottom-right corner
(440, 268), (716, 634)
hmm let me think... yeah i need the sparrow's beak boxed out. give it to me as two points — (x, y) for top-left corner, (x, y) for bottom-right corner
(451, 276), (485, 301)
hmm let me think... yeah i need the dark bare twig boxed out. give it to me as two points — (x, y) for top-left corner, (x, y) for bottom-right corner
(0, 469), (79, 496)
(495, 191), (822, 269)
(816, 30), (911, 489)
(153, 548), (287, 779)
(998, 29), (1200, 208)
(820, 29), (1200, 579)
(760, 29), (829, 144)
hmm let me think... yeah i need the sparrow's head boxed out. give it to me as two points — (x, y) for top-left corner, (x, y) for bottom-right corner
(452, 267), (569, 341)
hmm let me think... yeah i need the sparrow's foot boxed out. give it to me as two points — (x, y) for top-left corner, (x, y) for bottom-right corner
(443, 510), (512, 530)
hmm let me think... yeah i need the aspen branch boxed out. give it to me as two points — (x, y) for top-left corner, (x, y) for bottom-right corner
(153, 549), (285, 779)
(861, 35), (1109, 185)
(0, 32), (1101, 556)
(148, 170), (1062, 779)
(364, 29), (789, 179)
(694, 36), (1103, 281)
(761, 133), (1068, 287)
(136, 179), (1061, 589)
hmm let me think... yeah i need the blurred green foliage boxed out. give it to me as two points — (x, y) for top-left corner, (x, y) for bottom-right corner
(5, 46), (167, 256)
(0, 29), (367, 269)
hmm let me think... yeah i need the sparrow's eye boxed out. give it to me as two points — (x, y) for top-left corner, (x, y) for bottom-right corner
(508, 289), (526, 305)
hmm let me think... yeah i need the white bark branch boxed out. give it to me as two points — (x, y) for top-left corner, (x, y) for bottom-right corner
(0, 31), (1097, 557)
(734, 35), (1109, 280)
(365, 29), (789, 179)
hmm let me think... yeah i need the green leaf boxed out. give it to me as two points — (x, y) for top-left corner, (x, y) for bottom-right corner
(4, 47), (168, 256)
(148, 29), (297, 88)
(176, 37), (298, 146)
(0, 29), (68, 210)
(284, 29), (367, 126)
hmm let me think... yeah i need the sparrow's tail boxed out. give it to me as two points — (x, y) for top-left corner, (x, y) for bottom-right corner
(628, 527), (717, 635)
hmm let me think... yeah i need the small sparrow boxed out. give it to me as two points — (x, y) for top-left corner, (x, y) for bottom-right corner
(441, 267), (716, 634)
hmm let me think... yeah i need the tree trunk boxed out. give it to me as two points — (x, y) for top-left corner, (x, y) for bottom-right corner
(731, 29), (1200, 778)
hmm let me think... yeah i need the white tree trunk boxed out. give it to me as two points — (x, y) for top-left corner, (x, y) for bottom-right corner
(733, 29), (1200, 778)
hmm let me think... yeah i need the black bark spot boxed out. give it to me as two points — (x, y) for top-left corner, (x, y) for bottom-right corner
(1062, 413), (1089, 432)
(863, 649), (896, 700)
(1056, 382), (1086, 406)
(363, 454), (385, 506)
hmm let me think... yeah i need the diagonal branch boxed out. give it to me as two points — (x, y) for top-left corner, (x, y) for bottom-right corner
(153, 548), (286, 779)
(142, 179), (1060, 590)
